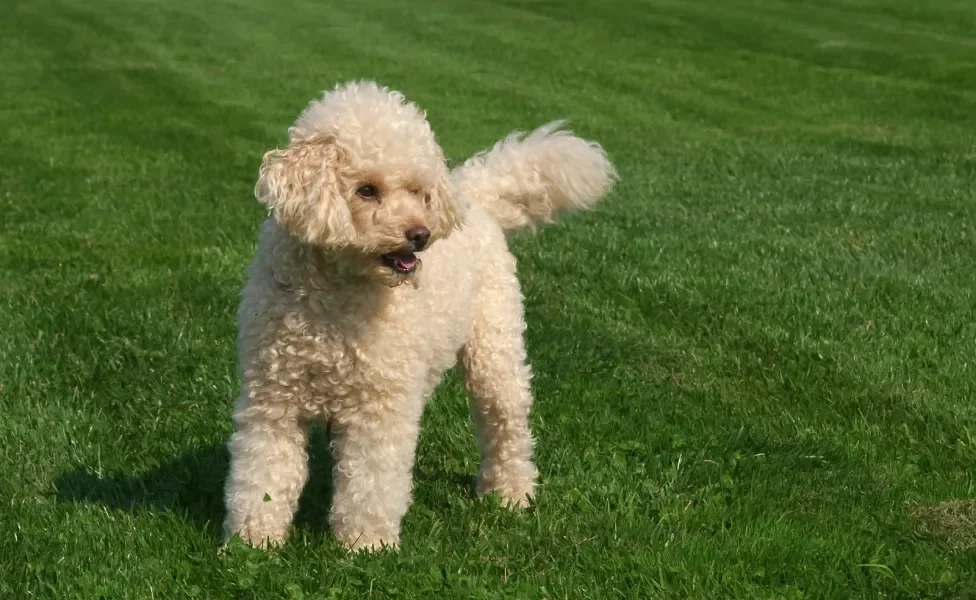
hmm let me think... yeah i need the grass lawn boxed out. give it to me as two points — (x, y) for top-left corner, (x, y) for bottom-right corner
(2, 0), (976, 597)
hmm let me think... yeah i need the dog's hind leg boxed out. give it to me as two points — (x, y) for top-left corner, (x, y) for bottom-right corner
(460, 260), (538, 508)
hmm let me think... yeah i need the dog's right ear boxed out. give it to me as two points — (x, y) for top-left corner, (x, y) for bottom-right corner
(254, 134), (357, 246)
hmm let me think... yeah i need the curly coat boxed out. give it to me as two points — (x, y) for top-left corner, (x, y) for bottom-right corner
(223, 81), (615, 551)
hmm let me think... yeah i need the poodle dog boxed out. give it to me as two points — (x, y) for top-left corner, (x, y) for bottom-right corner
(223, 81), (615, 551)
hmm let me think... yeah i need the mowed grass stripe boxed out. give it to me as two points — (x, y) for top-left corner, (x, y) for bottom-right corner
(1, 0), (975, 597)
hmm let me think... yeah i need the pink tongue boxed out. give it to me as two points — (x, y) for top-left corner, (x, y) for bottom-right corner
(394, 254), (416, 270)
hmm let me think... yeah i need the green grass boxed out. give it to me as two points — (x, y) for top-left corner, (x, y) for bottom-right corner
(2, 0), (976, 597)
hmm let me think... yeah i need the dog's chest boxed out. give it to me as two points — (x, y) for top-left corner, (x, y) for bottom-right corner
(289, 295), (445, 412)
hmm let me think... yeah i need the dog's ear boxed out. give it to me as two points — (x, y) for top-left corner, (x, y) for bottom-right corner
(255, 134), (357, 246)
(427, 172), (468, 239)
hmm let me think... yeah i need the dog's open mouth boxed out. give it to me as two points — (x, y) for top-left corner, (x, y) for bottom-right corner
(381, 251), (418, 274)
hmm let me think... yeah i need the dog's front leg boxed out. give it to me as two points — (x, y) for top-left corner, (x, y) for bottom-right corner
(328, 402), (422, 551)
(223, 410), (309, 548)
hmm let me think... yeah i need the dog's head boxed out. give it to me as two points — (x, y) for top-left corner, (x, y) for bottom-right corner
(255, 81), (466, 286)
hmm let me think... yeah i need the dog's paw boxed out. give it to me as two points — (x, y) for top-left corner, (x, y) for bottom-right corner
(336, 530), (400, 553)
(502, 489), (534, 509)
(350, 536), (400, 553)
(477, 460), (537, 509)
(484, 484), (535, 509)
(224, 523), (287, 551)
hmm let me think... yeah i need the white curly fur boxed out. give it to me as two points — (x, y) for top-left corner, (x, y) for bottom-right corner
(223, 81), (615, 551)
(453, 120), (616, 230)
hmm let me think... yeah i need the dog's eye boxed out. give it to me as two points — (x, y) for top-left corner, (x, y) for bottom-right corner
(356, 185), (379, 199)
(423, 193), (432, 206)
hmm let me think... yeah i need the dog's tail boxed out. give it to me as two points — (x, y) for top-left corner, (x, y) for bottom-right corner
(451, 121), (616, 231)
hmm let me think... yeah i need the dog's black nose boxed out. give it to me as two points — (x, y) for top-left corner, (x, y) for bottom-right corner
(405, 227), (430, 250)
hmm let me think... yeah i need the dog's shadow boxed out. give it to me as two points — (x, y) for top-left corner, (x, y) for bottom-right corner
(54, 426), (337, 537)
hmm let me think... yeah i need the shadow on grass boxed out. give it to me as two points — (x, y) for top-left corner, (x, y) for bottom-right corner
(54, 426), (338, 538)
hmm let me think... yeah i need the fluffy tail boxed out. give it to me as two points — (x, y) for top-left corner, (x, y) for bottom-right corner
(451, 121), (616, 230)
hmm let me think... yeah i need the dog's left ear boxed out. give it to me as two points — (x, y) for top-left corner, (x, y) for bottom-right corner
(254, 134), (357, 246)
(427, 172), (468, 238)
